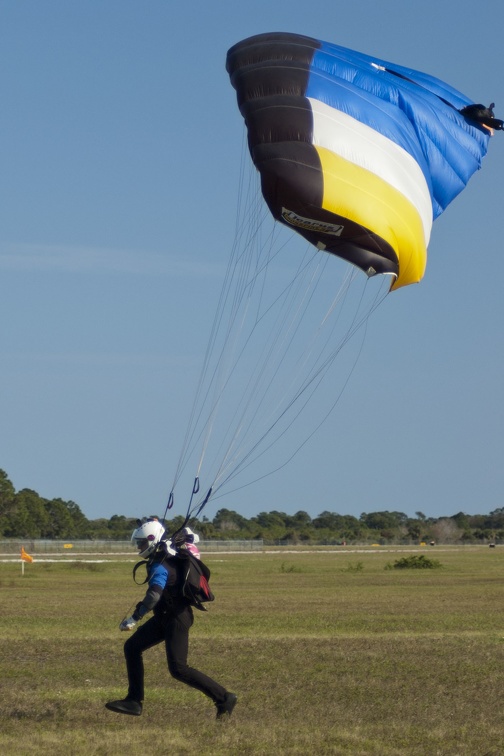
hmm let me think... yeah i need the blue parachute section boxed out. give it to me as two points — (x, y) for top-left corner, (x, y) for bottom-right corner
(308, 39), (491, 219)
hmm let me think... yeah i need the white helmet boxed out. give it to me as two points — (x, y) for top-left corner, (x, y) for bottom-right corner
(131, 519), (166, 559)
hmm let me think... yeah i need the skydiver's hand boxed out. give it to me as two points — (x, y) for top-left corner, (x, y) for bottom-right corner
(119, 616), (137, 632)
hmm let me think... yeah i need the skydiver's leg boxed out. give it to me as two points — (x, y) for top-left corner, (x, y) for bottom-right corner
(124, 614), (164, 702)
(163, 606), (228, 703)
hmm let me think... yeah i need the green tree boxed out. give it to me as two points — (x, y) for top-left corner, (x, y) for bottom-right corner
(192, 518), (217, 539)
(284, 511), (312, 529)
(45, 498), (77, 538)
(7, 489), (49, 538)
(314, 511), (347, 530)
(252, 511), (287, 528)
(213, 509), (250, 532)
(251, 511), (289, 539)
(406, 518), (422, 541)
(108, 514), (133, 538)
(0, 469), (16, 536)
(360, 511), (408, 530)
(65, 500), (89, 534)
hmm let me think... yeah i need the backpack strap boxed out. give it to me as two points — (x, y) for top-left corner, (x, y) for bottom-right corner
(132, 559), (149, 585)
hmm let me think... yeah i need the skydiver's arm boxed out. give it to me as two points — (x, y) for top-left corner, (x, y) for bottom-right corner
(131, 562), (168, 620)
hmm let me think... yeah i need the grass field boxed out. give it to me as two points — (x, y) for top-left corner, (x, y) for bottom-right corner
(0, 546), (503, 755)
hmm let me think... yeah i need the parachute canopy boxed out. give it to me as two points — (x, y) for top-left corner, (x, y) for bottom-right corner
(226, 33), (497, 289)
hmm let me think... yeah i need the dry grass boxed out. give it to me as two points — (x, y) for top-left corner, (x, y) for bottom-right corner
(1, 547), (503, 755)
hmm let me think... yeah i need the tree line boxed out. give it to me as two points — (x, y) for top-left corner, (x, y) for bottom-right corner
(1, 468), (502, 544)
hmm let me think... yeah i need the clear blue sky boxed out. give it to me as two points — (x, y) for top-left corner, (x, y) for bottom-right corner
(1, 0), (503, 523)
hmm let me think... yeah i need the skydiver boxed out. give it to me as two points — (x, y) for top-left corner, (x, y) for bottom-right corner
(105, 518), (237, 719)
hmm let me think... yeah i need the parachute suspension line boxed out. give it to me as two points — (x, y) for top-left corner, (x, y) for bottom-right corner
(210, 274), (390, 497)
(167, 139), (390, 514)
(187, 147), (342, 497)
(168, 138), (262, 494)
(168, 148), (246, 492)
(190, 219), (388, 505)
(168, 144), (277, 511)
(276, 271), (389, 424)
(194, 221), (311, 485)
(191, 179), (278, 479)
(198, 212), (352, 489)
(208, 248), (343, 488)
(272, 262), (357, 417)
(211, 309), (370, 498)
(215, 262), (365, 487)
(186, 477), (212, 521)
(194, 229), (283, 471)
(213, 280), (388, 498)
(167, 477), (213, 543)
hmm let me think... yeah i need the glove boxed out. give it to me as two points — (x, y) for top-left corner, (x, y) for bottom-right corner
(119, 616), (137, 632)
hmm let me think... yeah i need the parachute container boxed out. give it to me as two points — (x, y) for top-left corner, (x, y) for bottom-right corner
(226, 33), (492, 289)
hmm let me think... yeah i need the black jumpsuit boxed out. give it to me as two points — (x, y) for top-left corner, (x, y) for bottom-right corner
(124, 554), (228, 705)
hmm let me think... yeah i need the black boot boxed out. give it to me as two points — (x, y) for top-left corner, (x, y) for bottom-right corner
(215, 692), (237, 720)
(105, 698), (143, 716)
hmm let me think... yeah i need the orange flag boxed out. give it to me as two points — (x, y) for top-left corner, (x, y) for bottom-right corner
(20, 546), (34, 563)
